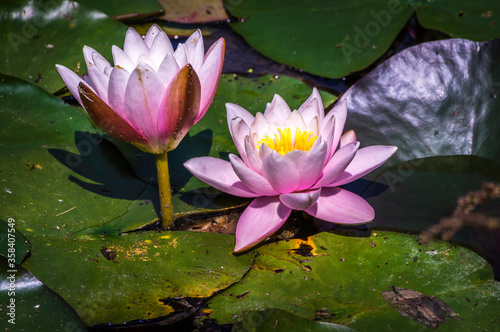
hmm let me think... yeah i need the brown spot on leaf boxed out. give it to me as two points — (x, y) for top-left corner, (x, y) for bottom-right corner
(382, 287), (460, 328)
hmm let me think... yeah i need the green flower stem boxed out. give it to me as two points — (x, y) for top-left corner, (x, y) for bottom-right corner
(155, 151), (174, 229)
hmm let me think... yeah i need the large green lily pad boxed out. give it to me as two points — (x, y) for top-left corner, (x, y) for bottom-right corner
(206, 231), (500, 331)
(21, 231), (253, 326)
(342, 38), (500, 166)
(225, 0), (500, 78)
(0, 256), (86, 331)
(0, 0), (128, 93)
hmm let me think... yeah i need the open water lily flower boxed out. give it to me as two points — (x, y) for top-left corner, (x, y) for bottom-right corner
(56, 24), (225, 154)
(184, 89), (397, 252)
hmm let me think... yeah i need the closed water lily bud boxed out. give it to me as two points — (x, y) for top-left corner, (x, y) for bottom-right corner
(56, 24), (225, 154)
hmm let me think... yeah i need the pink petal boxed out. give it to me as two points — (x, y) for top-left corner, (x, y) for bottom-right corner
(173, 43), (188, 68)
(196, 38), (225, 123)
(156, 53), (180, 87)
(149, 31), (174, 68)
(184, 157), (258, 198)
(280, 188), (321, 210)
(259, 143), (273, 160)
(314, 141), (360, 188)
(143, 24), (162, 48)
(55, 64), (88, 106)
(123, 64), (164, 143)
(229, 117), (251, 162)
(305, 187), (374, 223)
(329, 145), (398, 187)
(250, 112), (271, 144)
(229, 154), (277, 196)
(157, 64), (201, 152)
(318, 114), (336, 159)
(284, 149), (307, 169)
(184, 29), (204, 72)
(83, 46), (109, 104)
(299, 89), (324, 124)
(234, 196), (291, 252)
(112, 45), (136, 73)
(226, 103), (255, 128)
(244, 136), (262, 173)
(107, 66), (130, 118)
(296, 140), (328, 190)
(262, 151), (300, 193)
(284, 110), (307, 135)
(340, 130), (356, 148)
(264, 94), (291, 124)
(322, 99), (347, 152)
(123, 28), (149, 64)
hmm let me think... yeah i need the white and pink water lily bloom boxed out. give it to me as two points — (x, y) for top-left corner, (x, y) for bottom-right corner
(184, 89), (397, 252)
(56, 24), (225, 154)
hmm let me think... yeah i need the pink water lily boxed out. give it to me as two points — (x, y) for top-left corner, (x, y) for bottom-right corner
(184, 89), (397, 252)
(56, 24), (225, 154)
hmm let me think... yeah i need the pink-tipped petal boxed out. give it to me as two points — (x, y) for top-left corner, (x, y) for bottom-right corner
(234, 196), (291, 252)
(107, 66), (130, 118)
(250, 112), (271, 144)
(112, 45), (136, 73)
(305, 187), (374, 223)
(284, 149), (307, 169)
(226, 103), (254, 129)
(340, 130), (356, 148)
(280, 188), (321, 211)
(296, 140), (328, 190)
(262, 151), (300, 193)
(158, 64), (201, 152)
(55, 64), (88, 106)
(184, 157), (258, 198)
(244, 136), (262, 173)
(230, 117), (251, 162)
(284, 110), (307, 134)
(314, 141), (360, 188)
(184, 29), (204, 72)
(229, 154), (277, 196)
(143, 24), (162, 48)
(83, 46), (109, 104)
(156, 53), (180, 87)
(173, 43), (188, 68)
(298, 87), (324, 120)
(264, 94), (291, 124)
(322, 99), (347, 152)
(149, 31), (174, 68)
(259, 142), (273, 160)
(196, 37), (225, 123)
(329, 145), (398, 187)
(123, 28), (149, 64)
(123, 64), (164, 143)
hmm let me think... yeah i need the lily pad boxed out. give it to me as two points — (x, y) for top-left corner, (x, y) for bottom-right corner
(342, 38), (500, 166)
(0, 0), (128, 93)
(233, 309), (355, 332)
(158, 0), (229, 23)
(0, 219), (31, 265)
(205, 231), (500, 331)
(21, 231), (253, 326)
(358, 155), (500, 279)
(0, 256), (86, 331)
(225, 0), (500, 78)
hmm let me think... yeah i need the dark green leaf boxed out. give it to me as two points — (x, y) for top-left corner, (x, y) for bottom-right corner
(0, 0), (128, 93)
(206, 231), (500, 331)
(224, 0), (500, 78)
(0, 256), (86, 331)
(0, 219), (31, 265)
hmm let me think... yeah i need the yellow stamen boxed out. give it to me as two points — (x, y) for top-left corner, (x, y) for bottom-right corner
(257, 127), (317, 155)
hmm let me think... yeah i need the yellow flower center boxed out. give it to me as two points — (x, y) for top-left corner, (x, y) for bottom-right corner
(257, 127), (317, 155)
